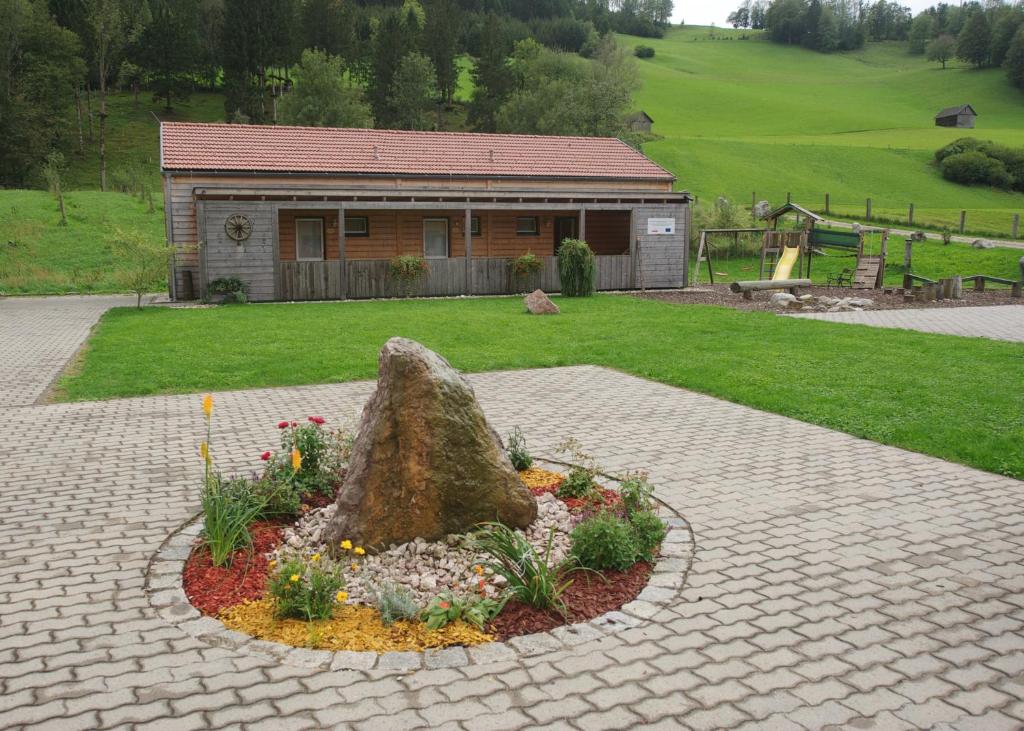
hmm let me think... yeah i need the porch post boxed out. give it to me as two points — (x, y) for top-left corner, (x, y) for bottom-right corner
(197, 199), (208, 300)
(465, 207), (472, 295)
(628, 207), (637, 289)
(338, 204), (346, 299)
(271, 203), (281, 300)
(579, 205), (587, 241)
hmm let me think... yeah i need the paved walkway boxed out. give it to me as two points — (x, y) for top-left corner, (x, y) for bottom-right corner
(791, 304), (1024, 342)
(1, 366), (1022, 730)
(0, 295), (141, 407)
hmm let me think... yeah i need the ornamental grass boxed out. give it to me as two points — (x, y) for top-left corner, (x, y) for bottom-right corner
(218, 598), (492, 652)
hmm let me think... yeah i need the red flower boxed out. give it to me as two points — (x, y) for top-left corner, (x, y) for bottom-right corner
(277, 421), (289, 429)
(290, 421), (298, 427)
(260, 451), (271, 461)
(308, 416), (325, 425)
(439, 601), (450, 609)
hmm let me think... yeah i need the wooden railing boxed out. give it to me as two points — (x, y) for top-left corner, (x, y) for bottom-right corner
(279, 255), (634, 301)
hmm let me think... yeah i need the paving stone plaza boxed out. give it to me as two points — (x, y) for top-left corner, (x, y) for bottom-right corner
(1, 296), (1023, 730)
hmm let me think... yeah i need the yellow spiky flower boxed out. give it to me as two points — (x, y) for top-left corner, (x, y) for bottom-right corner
(202, 393), (213, 417)
(199, 441), (210, 462)
(291, 448), (302, 471)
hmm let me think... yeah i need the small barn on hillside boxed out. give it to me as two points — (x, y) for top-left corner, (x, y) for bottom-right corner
(626, 111), (654, 134)
(160, 122), (691, 302)
(934, 105), (977, 129)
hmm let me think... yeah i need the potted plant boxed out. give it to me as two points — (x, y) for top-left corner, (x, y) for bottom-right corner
(510, 252), (544, 292)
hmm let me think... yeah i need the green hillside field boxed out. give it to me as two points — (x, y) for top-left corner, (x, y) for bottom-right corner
(629, 27), (1024, 238)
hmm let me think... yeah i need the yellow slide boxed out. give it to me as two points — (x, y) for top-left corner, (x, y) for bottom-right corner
(772, 246), (800, 281)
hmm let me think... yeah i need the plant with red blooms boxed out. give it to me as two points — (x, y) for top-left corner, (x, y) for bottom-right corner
(260, 451), (271, 461)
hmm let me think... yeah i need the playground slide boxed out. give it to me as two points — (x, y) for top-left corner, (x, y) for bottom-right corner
(772, 246), (800, 281)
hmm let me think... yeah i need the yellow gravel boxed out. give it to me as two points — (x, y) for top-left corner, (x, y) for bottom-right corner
(518, 467), (564, 490)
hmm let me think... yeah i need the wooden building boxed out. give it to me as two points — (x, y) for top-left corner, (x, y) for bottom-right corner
(934, 105), (977, 129)
(160, 123), (690, 301)
(625, 111), (654, 134)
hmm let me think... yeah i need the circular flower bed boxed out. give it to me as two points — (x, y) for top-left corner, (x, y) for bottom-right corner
(181, 398), (673, 656)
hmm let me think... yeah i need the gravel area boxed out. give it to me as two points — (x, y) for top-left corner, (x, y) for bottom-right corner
(631, 284), (1021, 312)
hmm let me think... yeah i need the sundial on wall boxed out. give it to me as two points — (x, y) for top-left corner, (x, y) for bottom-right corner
(224, 214), (253, 242)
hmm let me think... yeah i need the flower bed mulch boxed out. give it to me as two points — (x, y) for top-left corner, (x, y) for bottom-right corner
(520, 467), (622, 512)
(487, 560), (653, 640)
(183, 521), (284, 616)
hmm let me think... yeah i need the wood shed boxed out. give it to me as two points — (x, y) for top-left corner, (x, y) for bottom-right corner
(934, 105), (977, 129)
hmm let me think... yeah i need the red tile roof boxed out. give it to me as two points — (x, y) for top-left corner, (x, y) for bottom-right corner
(160, 122), (675, 182)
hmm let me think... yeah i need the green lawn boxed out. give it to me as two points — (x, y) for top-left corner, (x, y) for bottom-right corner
(0, 189), (166, 295)
(629, 28), (1024, 239)
(61, 295), (1024, 479)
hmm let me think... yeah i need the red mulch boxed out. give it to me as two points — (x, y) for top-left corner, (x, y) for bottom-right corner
(300, 492), (335, 510)
(183, 521), (284, 616)
(487, 561), (653, 640)
(528, 483), (622, 512)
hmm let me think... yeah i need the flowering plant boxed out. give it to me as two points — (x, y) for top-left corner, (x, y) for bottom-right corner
(263, 417), (350, 498)
(268, 557), (346, 621)
(421, 591), (504, 630)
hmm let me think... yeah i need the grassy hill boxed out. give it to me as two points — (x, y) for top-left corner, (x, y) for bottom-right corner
(628, 27), (1024, 238)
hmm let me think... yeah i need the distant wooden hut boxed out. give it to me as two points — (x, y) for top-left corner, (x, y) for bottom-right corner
(626, 111), (654, 134)
(935, 105), (977, 129)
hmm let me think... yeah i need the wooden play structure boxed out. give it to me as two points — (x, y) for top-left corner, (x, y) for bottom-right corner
(901, 237), (1022, 301)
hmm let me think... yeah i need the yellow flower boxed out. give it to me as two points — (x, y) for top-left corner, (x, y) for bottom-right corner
(289, 574), (300, 583)
(268, 560), (277, 570)
(353, 546), (365, 556)
(311, 553), (321, 562)
(473, 565), (484, 576)
(350, 563), (359, 572)
(199, 441), (210, 462)
(336, 591), (348, 603)
(291, 448), (302, 471)
(340, 540), (353, 551)
(202, 393), (213, 417)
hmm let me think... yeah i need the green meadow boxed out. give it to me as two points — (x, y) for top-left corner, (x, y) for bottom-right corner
(629, 27), (1024, 238)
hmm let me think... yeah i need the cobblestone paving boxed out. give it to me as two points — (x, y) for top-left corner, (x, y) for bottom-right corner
(790, 304), (1024, 342)
(1, 367), (1023, 730)
(0, 295), (141, 407)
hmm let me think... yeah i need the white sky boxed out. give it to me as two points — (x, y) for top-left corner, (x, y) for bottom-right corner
(674, 0), (938, 27)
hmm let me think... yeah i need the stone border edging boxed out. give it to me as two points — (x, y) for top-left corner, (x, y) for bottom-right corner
(144, 467), (695, 674)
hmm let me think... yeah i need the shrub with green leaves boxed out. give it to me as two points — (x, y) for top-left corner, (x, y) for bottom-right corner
(619, 471), (655, 516)
(369, 582), (420, 626)
(388, 255), (429, 297)
(506, 426), (533, 470)
(511, 252), (543, 278)
(251, 474), (301, 519)
(473, 523), (571, 612)
(570, 511), (638, 571)
(557, 238), (595, 297)
(629, 510), (666, 561)
(208, 277), (249, 303)
(421, 591), (504, 630)
(557, 466), (596, 499)
(268, 558), (345, 621)
(269, 418), (349, 498)
(200, 476), (268, 567)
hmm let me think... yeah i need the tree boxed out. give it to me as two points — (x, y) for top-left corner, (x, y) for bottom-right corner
(196, 0), (224, 90)
(390, 52), (438, 131)
(367, 7), (421, 127)
(133, 0), (201, 110)
(278, 49), (372, 127)
(86, 0), (148, 190)
(927, 34), (956, 69)
(42, 151), (69, 226)
(0, 0), (85, 187)
(957, 9), (991, 68)
(468, 13), (515, 132)
(728, 1), (751, 29)
(221, 0), (299, 122)
(423, 0), (459, 106)
(908, 13), (934, 55)
(1006, 27), (1024, 90)
(991, 9), (1024, 68)
(110, 228), (170, 308)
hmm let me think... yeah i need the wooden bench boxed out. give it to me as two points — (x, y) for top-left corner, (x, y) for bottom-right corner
(729, 279), (812, 301)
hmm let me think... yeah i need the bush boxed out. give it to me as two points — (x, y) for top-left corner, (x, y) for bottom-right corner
(634, 45), (655, 58)
(267, 418), (348, 498)
(200, 476), (268, 567)
(368, 582), (420, 626)
(473, 523), (571, 611)
(387, 255), (429, 297)
(940, 151), (1014, 189)
(251, 473), (302, 519)
(619, 471), (655, 516)
(268, 557), (346, 621)
(629, 510), (666, 561)
(557, 467), (596, 499)
(421, 591), (504, 630)
(557, 239), (595, 297)
(511, 252), (543, 278)
(506, 426), (533, 470)
(208, 277), (249, 304)
(570, 512), (638, 571)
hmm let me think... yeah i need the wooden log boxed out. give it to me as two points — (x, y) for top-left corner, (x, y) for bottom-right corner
(939, 276), (962, 300)
(959, 210), (966, 234)
(1012, 282), (1021, 298)
(825, 192), (830, 214)
(1012, 213), (1019, 240)
(866, 198), (872, 221)
(729, 278), (812, 293)
(908, 203), (914, 225)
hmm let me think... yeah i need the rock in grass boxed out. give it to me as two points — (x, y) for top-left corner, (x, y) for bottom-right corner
(524, 289), (559, 315)
(769, 292), (797, 307)
(325, 338), (537, 552)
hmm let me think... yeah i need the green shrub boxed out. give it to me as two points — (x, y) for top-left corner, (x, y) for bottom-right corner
(557, 467), (596, 499)
(208, 277), (249, 304)
(506, 426), (533, 470)
(511, 252), (543, 278)
(634, 45), (655, 58)
(557, 238), (595, 297)
(629, 510), (666, 561)
(268, 558), (346, 621)
(619, 471), (655, 516)
(473, 523), (571, 612)
(940, 151), (1014, 189)
(251, 474), (301, 519)
(369, 582), (420, 626)
(570, 512), (638, 571)
(387, 255), (429, 297)
(269, 418), (348, 498)
(421, 591), (504, 630)
(200, 476), (268, 567)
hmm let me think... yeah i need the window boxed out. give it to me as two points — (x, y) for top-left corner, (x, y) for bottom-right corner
(423, 218), (449, 258)
(295, 218), (324, 260)
(516, 216), (539, 236)
(344, 216), (369, 237)
(471, 216), (482, 236)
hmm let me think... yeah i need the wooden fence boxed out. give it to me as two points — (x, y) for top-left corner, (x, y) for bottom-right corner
(279, 255), (634, 301)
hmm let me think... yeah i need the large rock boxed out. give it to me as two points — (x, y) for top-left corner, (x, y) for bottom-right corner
(769, 292), (797, 307)
(325, 338), (537, 552)
(524, 289), (559, 315)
